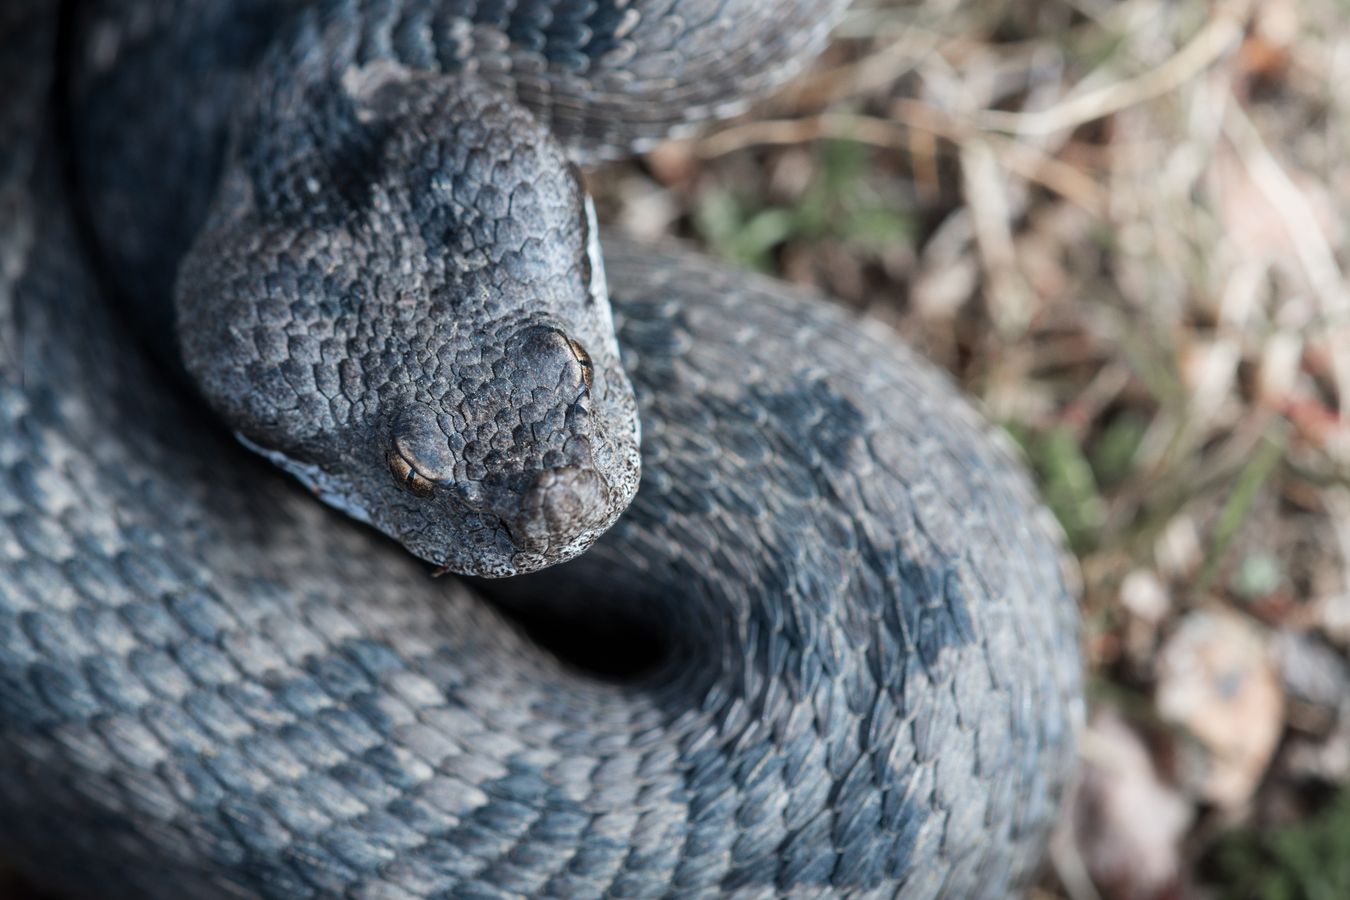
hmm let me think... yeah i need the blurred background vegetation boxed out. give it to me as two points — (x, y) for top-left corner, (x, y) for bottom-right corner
(589, 0), (1350, 896)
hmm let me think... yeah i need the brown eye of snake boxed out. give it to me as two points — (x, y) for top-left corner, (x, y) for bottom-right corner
(567, 337), (593, 392)
(386, 447), (435, 497)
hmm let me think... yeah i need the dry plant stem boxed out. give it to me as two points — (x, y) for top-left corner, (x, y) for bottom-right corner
(961, 139), (1034, 337)
(974, 6), (1246, 137)
(1222, 105), (1345, 311)
(1050, 822), (1105, 900)
(693, 110), (1108, 216)
(1222, 102), (1350, 441)
(1062, 364), (1132, 435)
(1324, 487), (1350, 609)
(781, 29), (937, 108)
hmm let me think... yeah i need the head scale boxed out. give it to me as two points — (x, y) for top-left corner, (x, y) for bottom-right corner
(177, 64), (640, 576)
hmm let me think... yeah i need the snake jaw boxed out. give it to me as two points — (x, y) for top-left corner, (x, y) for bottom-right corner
(234, 432), (374, 526)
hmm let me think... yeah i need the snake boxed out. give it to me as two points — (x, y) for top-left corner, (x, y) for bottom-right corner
(0, 0), (1082, 896)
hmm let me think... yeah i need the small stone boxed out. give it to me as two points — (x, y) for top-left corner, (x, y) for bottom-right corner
(1273, 629), (1350, 782)
(1067, 709), (1191, 899)
(643, 141), (697, 186)
(1231, 553), (1285, 601)
(1321, 590), (1350, 643)
(613, 176), (679, 241)
(1272, 629), (1350, 712)
(1120, 569), (1170, 623)
(1156, 611), (1284, 809)
(1154, 516), (1202, 580)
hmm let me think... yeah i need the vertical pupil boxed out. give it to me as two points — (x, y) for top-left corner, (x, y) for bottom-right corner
(568, 338), (593, 390)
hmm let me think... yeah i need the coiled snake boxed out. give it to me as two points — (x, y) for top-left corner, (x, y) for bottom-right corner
(0, 0), (1081, 896)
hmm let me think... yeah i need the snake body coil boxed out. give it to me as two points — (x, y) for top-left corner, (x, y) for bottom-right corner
(0, 0), (1082, 896)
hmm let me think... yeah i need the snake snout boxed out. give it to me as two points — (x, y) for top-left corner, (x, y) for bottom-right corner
(505, 465), (611, 551)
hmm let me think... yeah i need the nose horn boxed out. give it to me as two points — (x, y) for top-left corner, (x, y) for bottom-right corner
(508, 466), (610, 550)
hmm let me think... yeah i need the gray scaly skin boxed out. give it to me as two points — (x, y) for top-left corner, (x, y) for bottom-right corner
(70, 0), (853, 575)
(177, 63), (639, 576)
(0, 0), (1083, 897)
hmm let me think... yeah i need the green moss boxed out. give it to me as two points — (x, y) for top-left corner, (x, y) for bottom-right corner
(693, 138), (913, 271)
(1089, 412), (1148, 489)
(1006, 422), (1105, 554)
(1210, 790), (1350, 900)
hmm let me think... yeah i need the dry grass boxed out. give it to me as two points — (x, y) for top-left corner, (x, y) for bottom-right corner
(593, 0), (1350, 895)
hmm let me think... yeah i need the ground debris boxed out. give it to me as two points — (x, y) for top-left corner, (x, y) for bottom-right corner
(595, 0), (1350, 893)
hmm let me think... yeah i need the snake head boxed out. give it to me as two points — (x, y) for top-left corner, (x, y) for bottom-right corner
(175, 69), (641, 577)
(371, 319), (641, 576)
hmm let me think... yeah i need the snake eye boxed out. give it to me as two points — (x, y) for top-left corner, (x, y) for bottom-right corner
(387, 402), (456, 496)
(567, 337), (593, 393)
(387, 447), (435, 497)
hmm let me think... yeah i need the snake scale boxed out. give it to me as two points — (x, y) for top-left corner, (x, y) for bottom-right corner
(0, 0), (1082, 896)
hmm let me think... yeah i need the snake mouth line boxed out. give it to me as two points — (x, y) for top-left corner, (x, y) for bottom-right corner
(235, 432), (375, 526)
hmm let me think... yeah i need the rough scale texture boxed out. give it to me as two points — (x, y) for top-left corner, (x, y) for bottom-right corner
(175, 65), (641, 575)
(0, 0), (1083, 897)
(65, 0), (854, 577)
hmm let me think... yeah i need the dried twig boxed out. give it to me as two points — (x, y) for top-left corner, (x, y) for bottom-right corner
(1222, 100), (1350, 438)
(693, 110), (1109, 216)
(974, 9), (1244, 136)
